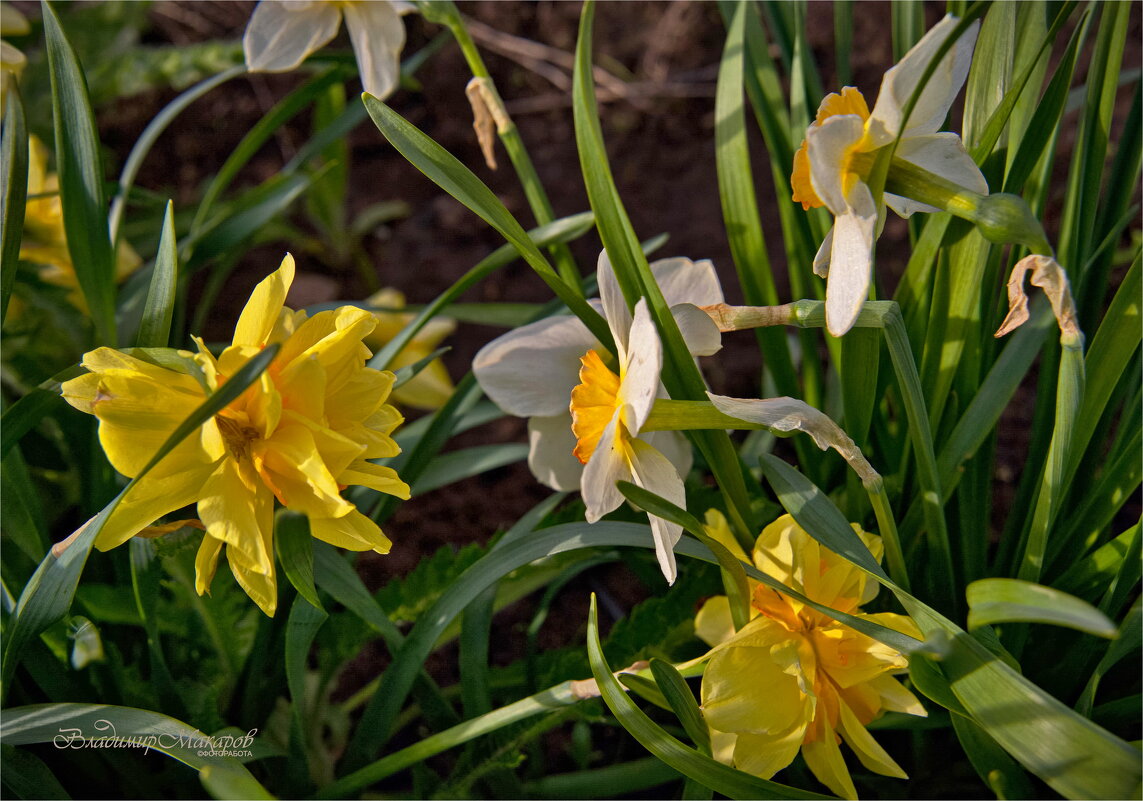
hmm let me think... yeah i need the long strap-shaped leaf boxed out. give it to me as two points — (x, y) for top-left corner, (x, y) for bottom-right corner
(42, 0), (116, 344)
(1, 703), (272, 799)
(361, 95), (613, 352)
(1, 87), (28, 326)
(1, 345), (279, 696)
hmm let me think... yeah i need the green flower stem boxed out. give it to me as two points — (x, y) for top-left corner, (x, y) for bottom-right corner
(885, 158), (1053, 254)
(430, 1), (582, 292)
(866, 476), (911, 593)
(703, 299), (897, 332)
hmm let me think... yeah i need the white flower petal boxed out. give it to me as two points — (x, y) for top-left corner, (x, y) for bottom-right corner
(894, 131), (988, 205)
(813, 226), (834, 278)
(671, 303), (722, 356)
(806, 115), (867, 216)
(825, 188), (877, 337)
(628, 438), (685, 584)
(473, 313), (598, 417)
(644, 430), (693, 480)
(527, 414), (583, 492)
(652, 257), (725, 308)
(596, 249), (632, 354)
(869, 15), (980, 141)
(342, 1), (406, 99)
(619, 300), (662, 436)
(581, 418), (629, 523)
(243, 0), (342, 73)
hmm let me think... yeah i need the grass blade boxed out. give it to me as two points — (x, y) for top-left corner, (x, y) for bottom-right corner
(1, 87), (28, 325)
(42, 0), (116, 343)
(362, 95), (611, 350)
(966, 578), (1117, 637)
(133, 200), (177, 348)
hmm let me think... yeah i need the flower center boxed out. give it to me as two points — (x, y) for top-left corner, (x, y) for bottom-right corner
(216, 413), (261, 463)
(791, 86), (873, 210)
(569, 349), (621, 465)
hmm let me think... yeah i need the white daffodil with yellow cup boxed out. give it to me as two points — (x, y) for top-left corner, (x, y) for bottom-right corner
(474, 250), (722, 582)
(792, 15), (987, 336)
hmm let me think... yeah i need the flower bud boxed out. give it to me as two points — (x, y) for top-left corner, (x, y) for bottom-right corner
(973, 193), (1053, 253)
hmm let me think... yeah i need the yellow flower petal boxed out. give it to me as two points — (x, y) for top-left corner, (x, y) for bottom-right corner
(802, 715), (858, 800)
(309, 509), (392, 553)
(233, 254), (295, 348)
(195, 534), (224, 596)
(338, 460), (411, 500)
(94, 458), (218, 551)
(198, 460), (274, 576)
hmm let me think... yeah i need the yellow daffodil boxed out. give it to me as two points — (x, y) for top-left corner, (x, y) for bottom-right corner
(21, 136), (141, 294)
(0, 2), (28, 109)
(364, 287), (456, 410)
(792, 15), (986, 336)
(474, 251), (722, 582)
(697, 513), (925, 799)
(60, 255), (410, 615)
(243, 0), (415, 99)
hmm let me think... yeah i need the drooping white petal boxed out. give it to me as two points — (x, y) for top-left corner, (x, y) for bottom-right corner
(243, 1), (342, 73)
(628, 438), (685, 584)
(884, 131), (988, 217)
(596, 250), (632, 354)
(671, 303), (722, 356)
(868, 15), (980, 141)
(644, 430), (693, 481)
(342, 1), (406, 99)
(618, 300), (662, 436)
(527, 414), (583, 492)
(581, 418), (630, 523)
(805, 114), (867, 217)
(651, 257), (725, 308)
(825, 183), (878, 337)
(472, 313), (598, 417)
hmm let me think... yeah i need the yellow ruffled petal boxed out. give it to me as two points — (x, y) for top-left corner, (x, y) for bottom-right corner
(802, 715), (858, 800)
(233, 254), (295, 348)
(338, 460), (411, 500)
(694, 595), (736, 648)
(195, 534), (224, 596)
(93, 457), (216, 551)
(309, 509), (392, 553)
(198, 460), (274, 575)
(253, 422), (353, 519)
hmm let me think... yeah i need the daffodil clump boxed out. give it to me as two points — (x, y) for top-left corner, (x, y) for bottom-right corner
(61, 256), (409, 615)
(696, 512), (925, 799)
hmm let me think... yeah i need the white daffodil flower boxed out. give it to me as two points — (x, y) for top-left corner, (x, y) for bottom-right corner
(791, 15), (986, 336)
(243, 0), (415, 99)
(473, 251), (723, 582)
